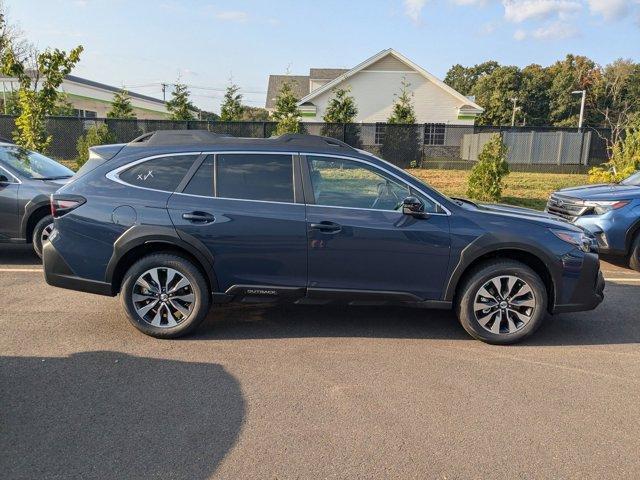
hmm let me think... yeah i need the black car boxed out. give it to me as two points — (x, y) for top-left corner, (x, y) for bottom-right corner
(0, 142), (73, 257)
(43, 131), (604, 344)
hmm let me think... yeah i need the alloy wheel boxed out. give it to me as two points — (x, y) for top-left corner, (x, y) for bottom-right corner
(473, 275), (536, 335)
(41, 223), (54, 245)
(132, 267), (195, 328)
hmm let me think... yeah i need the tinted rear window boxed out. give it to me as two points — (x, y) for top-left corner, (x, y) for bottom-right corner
(119, 155), (197, 192)
(216, 154), (293, 202)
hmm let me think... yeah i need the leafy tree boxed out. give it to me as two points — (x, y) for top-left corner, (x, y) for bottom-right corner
(444, 61), (500, 96)
(472, 66), (522, 126)
(387, 77), (416, 124)
(467, 133), (510, 202)
(519, 64), (551, 126)
(167, 82), (194, 121)
(590, 59), (640, 148)
(52, 92), (75, 116)
(107, 89), (136, 119)
(323, 87), (358, 123)
(220, 83), (243, 122)
(588, 120), (640, 183)
(76, 123), (115, 167)
(547, 54), (599, 127)
(240, 106), (270, 121)
(272, 81), (302, 135)
(381, 77), (420, 166)
(1, 45), (83, 152)
(0, 89), (20, 115)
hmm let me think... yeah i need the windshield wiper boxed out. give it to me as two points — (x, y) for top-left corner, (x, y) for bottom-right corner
(36, 175), (73, 180)
(450, 197), (479, 208)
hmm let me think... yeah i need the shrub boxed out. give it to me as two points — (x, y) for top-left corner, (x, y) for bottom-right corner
(467, 133), (510, 202)
(588, 124), (640, 183)
(76, 124), (115, 167)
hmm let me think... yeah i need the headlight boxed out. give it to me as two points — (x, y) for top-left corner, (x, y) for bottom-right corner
(584, 200), (629, 215)
(550, 229), (592, 252)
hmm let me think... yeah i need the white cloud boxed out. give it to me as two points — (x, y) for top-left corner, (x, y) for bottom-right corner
(73, 0), (88, 6)
(478, 21), (498, 34)
(450, 0), (487, 5)
(502, 0), (582, 23)
(214, 11), (248, 22)
(586, 0), (628, 21)
(404, 0), (428, 23)
(514, 20), (579, 39)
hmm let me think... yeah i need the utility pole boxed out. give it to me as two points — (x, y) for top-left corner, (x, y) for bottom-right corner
(572, 90), (586, 129)
(510, 97), (519, 127)
(161, 83), (167, 101)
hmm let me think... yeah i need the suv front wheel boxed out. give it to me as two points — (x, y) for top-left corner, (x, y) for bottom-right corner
(456, 260), (547, 344)
(120, 254), (211, 338)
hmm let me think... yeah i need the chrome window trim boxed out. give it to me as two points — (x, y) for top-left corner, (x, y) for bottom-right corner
(302, 152), (451, 216)
(106, 149), (451, 216)
(0, 164), (21, 184)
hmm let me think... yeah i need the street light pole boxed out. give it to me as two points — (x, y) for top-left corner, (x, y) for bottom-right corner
(510, 97), (518, 127)
(572, 90), (586, 129)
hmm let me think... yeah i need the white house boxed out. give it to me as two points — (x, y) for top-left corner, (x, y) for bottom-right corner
(265, 48), (483, 126)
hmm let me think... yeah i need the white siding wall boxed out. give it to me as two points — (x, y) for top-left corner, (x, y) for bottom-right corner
(302, 71), (474, 125)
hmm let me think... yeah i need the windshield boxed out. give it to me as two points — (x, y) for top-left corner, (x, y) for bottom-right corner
(620, 171), (640, 186)
(0, 146), (73, 179)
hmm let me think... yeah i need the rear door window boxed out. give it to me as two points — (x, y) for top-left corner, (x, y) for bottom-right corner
(119, 155), (198, 192)
(216, 154), (294, 203)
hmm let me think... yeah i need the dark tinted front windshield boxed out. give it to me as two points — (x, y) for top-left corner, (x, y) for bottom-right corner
(620, 171), (640, 186)
(0, 146), (73, 179)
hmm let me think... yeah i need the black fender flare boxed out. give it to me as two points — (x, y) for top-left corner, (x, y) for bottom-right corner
(443, 233), (559, 304)
(20, 195), (51, 239)
(105, 225), (218, 293)
(625, 218), (640, 252)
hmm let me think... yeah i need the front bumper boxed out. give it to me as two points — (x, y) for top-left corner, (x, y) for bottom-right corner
(552, 256), (605, 314)
(42, 240), (113, 296)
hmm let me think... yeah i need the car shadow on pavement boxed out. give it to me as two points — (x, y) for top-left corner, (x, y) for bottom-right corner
(193, 282), (640, 346)
(0, 244), (41, 265)
(0, 351), (245, 480)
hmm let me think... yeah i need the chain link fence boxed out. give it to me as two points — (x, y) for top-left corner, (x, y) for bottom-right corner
(0, 115), (612, 173)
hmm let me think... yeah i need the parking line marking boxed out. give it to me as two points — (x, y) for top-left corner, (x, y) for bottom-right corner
(0, 268), (43, 272)
(605, 278), (640, 282)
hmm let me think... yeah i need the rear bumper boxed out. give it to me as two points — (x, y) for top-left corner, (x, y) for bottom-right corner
(42, 240), (113, 296)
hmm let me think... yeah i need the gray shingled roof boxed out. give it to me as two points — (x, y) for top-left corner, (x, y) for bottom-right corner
(65, 75), (166, 105)
(309, 68), (348, 80)
(265, 75), (310, 109)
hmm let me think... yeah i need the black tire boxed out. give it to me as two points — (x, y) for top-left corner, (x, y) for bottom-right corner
(120, 253), (210, 339)
(455, 259), (547, 345)
(629, 232), (640, 272)
(32, 215), (54, 259)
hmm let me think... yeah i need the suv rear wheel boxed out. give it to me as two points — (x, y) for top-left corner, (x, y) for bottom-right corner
(120, 254), (210, 338)
(456, 260), (547, 344)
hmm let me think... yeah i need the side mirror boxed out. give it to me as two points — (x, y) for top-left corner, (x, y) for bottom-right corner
(402, 196), (429, 219)
(0, 174), (10, 184)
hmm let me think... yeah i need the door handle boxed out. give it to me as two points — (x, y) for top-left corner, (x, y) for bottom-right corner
(309, 221), (342, 233)
(182, 211), (215, 224)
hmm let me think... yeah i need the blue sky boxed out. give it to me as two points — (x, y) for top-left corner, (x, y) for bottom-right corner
(7, 0), (640, 113)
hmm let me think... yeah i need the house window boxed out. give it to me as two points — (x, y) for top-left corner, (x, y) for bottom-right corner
(374, 123), (386, 145)
(72, 109), (98, 119)
(424, 123), (445, 146)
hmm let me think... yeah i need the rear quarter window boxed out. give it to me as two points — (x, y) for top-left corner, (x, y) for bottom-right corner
(118, 155), (198, 192)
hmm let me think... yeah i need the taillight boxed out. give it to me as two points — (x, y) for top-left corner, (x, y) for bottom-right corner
(51, 195), (86, 218)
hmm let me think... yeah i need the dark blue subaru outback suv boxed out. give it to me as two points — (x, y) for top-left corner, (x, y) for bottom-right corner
(43, 131), (604, 344)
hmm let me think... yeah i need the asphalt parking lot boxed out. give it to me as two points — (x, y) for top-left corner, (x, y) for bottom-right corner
(1, 245), (639, 479)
